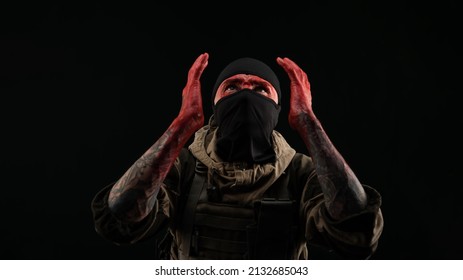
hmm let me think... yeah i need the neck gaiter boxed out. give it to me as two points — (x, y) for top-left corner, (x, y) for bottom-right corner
(215, 89), (281, 163)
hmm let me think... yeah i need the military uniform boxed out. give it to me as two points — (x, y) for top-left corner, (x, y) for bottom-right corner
(91, 116), (383, 260)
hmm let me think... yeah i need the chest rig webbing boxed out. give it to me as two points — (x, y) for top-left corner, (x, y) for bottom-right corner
(177, 160), (298, 259)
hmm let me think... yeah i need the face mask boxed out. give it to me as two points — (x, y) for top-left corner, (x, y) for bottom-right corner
(214, 89), (281, 163)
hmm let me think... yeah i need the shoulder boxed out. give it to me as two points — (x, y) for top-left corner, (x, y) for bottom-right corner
(288, 152), (314, 172)
(285, 152), (316, 196)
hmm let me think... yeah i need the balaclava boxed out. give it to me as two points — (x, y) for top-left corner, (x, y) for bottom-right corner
(212, 57), (281, 164)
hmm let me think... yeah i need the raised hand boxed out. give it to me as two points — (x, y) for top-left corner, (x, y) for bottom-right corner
(277, 56), (367, 220)
(178, 52), (209, 131)
(276, 57), (312, 132)
(107, 53), (210, 222)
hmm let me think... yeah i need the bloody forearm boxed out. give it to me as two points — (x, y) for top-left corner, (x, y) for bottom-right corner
(296, 110), (367, 220)
(107, 117), (196, 223)
(277, 56), (368, 220)
(107, 53), (208, 223)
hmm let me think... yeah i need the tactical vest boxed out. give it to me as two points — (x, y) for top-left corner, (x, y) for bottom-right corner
(176, 159), (299, 260)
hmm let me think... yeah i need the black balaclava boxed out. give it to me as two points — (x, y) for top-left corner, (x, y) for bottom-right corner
(212, 57), (281, 164)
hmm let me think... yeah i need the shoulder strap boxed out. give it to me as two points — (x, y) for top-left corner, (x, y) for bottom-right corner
(155, 148), (197, 259)
(178, 159), (207, 257)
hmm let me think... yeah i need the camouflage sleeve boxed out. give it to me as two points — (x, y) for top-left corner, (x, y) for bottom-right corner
(291, 153), (383, 259)
(90, 148), (195, 245)
(91, 182), (168, 245)
(302, 177), (384, 259)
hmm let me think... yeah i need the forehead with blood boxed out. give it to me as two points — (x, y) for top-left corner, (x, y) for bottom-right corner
(214, 74), (278, 104)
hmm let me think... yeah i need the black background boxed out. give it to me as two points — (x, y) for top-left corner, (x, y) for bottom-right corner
(1, 1), (461, 260)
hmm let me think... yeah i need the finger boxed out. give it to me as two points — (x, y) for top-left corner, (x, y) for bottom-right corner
(276, 57), (299, 81)
(276, 57), (289, 71)
(278, 57), (298, 71)
(195, 52), (209, 74)
(189, 53), (209, 80)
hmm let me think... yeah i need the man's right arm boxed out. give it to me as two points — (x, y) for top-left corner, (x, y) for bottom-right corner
(107, 53), (209, 223)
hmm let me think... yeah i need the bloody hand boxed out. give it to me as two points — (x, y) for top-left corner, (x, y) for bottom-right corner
(178, 52), (209, 132)
(276, 57), (313, 132)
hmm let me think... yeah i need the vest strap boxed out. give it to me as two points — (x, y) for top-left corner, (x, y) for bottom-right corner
(179, 161), (207, 257)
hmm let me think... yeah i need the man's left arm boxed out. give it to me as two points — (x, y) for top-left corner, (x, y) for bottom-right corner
(277, 57), (370, 220)
(277, 57), (384, 258)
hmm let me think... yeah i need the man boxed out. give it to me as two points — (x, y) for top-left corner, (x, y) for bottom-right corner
(91, 53), (384, 260)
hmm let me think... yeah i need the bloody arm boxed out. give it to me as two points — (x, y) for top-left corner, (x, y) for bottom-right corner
(107, 53), (209, 223)
(277, 57), (367, 220)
